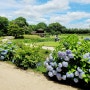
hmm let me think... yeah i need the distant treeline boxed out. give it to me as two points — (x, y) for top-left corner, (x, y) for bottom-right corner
(0, 16), (90, 38)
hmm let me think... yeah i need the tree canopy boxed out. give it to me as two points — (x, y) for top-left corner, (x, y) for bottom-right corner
(0, 16), (9, 35)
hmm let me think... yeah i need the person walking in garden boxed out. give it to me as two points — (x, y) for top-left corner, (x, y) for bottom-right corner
(55, 35), (59, 42)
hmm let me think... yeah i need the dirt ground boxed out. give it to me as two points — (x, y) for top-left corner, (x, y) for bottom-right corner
(0, 61), (82, 90)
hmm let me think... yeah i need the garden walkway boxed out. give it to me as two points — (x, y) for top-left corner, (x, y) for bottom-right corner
(0, 61), (81, 90)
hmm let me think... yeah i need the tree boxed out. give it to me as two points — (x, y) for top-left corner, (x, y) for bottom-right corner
(48, 22), (65, 35)
(8, 23), (24, 38)
(0, 16), (9, 35)
(28, 25), (37, 34)
(14, 17), (28, 27)
(36, 22), (47, 31)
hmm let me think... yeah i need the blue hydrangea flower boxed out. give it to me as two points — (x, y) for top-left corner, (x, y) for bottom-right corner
(0, 56), (5, 60)
(68, 54), (74, 59)
(79, 72), (85, 79)
(49, 54), (54, 61)
(70, 73), (74, 78)
(64, 56), (70, 61)
(66, 50), (72, 55)
(50, 62), (55, 67)
(48, 71), (54, 77)
(75, 71), (79, 76)
(58, 51), (66, 59)
(58, 63), (62, 68)
(1, 50), (8, 55)
(62, 75), (66, 80)
(66, 72), (71, 78)
(53, 62), (57, 67)
(83, 53), (90, 59)
(52, 70), (57, 75)
(73, 78), (79, 83)
(7, 42), (12, 44)
(56, 67), (62, 72)
(56, 73), (62, 80)
(46, 65), (53, 71)
(62, 61), (68, 67)
(77, 67), (83, 73)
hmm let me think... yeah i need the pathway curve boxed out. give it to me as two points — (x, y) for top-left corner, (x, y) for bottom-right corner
(0, 61), (81, 90)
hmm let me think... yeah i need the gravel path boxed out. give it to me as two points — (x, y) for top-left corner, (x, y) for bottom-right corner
(0, 62), (81, 90)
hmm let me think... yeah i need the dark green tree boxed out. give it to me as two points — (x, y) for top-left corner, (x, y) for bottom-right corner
(14, 17), (28, 27)
(8, 23), (24, 38)
(36, 22), (47, 31)
(48, 22), (65, 35)
(0, 16), (9, 36)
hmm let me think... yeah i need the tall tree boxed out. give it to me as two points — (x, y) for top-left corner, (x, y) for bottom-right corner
(0, 16), (9, 35)
(14, 17), (28, 27)
(48, 22), (65, 34)
(36, 22), (47, 31)
(8, 22), (24, 38)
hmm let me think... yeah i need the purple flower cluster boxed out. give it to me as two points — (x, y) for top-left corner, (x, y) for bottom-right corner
(58, 50), (74, 61)
(44, 51), (75, 82)
(74, 67), (85, 81)
(44, 50), (88, 84)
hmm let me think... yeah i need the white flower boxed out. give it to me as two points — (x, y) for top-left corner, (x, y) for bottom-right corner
(74, 78), (79, 83)
(62, 61), (68, 67)
(48, 71), (54, 77)
(56, 73), (62, 80)
(62, 75), (66, 80)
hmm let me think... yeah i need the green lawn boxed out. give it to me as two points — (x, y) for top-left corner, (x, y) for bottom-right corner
(10, 34), (90, 47)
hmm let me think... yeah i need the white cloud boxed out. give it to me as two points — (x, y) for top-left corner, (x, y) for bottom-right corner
(86, 19), (90, 23)
(14, 0), (70, 18)
(0, 0), (90, 28)
(67, 22), (90, 29)
(50, 12), (90, 24)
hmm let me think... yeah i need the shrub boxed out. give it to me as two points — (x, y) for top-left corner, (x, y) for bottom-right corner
(0, 42), (16, 61)
(44, 34), (90, 88)
(13, 43), (49, 70)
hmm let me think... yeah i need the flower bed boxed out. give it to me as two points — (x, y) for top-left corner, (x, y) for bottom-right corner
(44, 35), (90, 89)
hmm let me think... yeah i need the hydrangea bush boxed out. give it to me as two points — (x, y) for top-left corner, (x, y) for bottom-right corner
(0, 42), (16, 62)
(44, 35), (90, 85)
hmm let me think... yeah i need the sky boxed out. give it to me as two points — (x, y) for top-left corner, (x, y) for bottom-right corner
(0, 0), (90, 28)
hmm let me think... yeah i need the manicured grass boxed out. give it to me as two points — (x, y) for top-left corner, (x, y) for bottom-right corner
(36, 41), (59, 47)
(11, 34), (90, 47)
